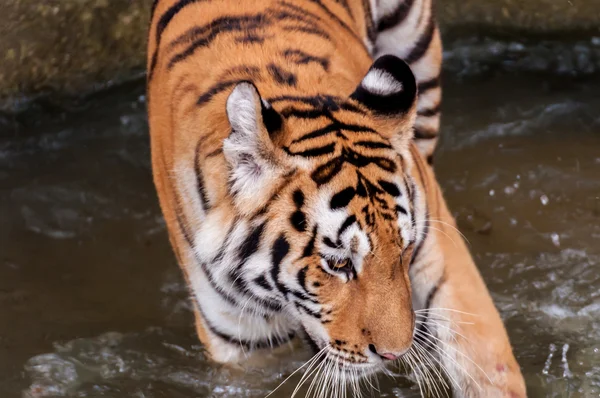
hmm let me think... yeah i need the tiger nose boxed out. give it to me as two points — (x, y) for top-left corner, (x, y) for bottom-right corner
(368, 344), (401, 361)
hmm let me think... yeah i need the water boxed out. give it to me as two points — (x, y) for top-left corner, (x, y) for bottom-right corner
(1, 73), (599, 398)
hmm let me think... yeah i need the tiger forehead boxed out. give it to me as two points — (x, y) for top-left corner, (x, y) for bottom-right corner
(277, 106), (403, 190)
(285, 167), (407, 242)
(275, 97), (383, 145)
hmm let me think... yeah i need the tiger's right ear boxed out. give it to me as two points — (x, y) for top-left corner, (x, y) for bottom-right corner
(223, 82), (290, 212)
(350, 55), (417, 145)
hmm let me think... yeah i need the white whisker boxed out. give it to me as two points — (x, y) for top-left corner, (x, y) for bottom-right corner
(266, 346), (327, 398)
(425, 218), (471, 245)
(415, 329), (490, 389)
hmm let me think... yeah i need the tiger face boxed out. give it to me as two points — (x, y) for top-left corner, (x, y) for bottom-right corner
(222, 55), (424, 371)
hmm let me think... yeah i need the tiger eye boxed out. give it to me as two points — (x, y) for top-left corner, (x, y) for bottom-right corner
(326, 258), (355, 280)
(330, 259), (350, 269)
(328, 258), (353, 272)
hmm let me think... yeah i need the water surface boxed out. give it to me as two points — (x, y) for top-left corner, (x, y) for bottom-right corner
(1, 73), (599, 397)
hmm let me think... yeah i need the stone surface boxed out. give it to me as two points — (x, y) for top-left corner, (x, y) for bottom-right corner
(0, 0), (599, 112)
(438, 0), (600, 34)
(0, 0), (150, 112)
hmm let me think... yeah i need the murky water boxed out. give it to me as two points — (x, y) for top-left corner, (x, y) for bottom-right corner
(1, 72), (599, 398)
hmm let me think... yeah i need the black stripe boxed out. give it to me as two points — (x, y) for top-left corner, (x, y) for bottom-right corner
(417, 103), (441, 117)
(200, 262), (239, 308)
(285, 143), (336, 158)
(168, 15), (268, 69)
(306, 0), (369, 54)
(335, 0), (354, 20)
(295, 301), (322, 319)
(281, 25), (332, 40)
(169, 8), (318, 49)
(416, 272), (446, 336)
(174, 206), (193, 249)
(378, 180), (401, 197)
(293, 189), (305, 208)
(414, 126), (438, 140)
(418, 76), (440, 93)
(297, 266), (311, 295)
(278, 1), (323, 22)
(343, 148), (397, 173)
(281, 107), (329, 119)
(230, 223), (284, 312)
(395, 205), (408, 215)
(251, 171), (297, 219)
(338, 215), (357, 236)
(340, 102), (365, 113)
(291, 124), (340, 144)
(149, 0), (209, 77)
(362, 0), (377, 43)
(254, 275), (273, 291)
(211, 219), (237, 263)
(228, 268), (284, 312)
(411, 213), (429, 265)
(206, 148), (223, 158)
(330, 187), (356, 210)
(151, 0), (160, 18)
(404, 14), (436, 64)
(196, 304), (294, 350)
(311, 157), (344, 186)
(302, 226), (318, 258)
(262, 103), (284, 138)
(378, 0), (416, 32)
(354, 140), (393, 149)
(196, 79), (247, 106)
(238, 223), (266, 260)
(179, 215), (246, 309)
(267, 63), (297, 86)
(194, 140), (211, 210)
(291, 288), (318, 304)
(268, 94), (343, 108)
(271, 235), (291, 296)
(276, 2), (332, 40)
(291, 211), (307, 232)
(283, 49), (330, 71)
(236, 35), (266, 44)
(301, 327), (321, 353)
(292, 123), (376, 144)
(156, 0), (206, 45)
(323, 237), (338, 249)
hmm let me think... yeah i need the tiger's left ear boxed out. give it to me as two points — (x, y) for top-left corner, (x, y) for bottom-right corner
(350, 55), (417, 145)
(223, 81), (289, 211)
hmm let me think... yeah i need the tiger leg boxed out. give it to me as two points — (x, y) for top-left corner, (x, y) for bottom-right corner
(372, 0), (443, 164)
(414, 205), (527, 397)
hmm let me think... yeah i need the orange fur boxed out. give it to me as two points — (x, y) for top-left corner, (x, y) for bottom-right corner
(147, 0), (526, 396)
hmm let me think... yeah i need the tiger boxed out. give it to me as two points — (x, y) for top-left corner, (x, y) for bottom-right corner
(147, 0), (527, 397)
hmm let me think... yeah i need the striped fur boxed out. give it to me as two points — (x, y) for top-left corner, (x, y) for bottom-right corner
(147, 1), (526, 397)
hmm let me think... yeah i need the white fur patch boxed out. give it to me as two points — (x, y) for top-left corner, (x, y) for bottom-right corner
(226, 83), (258, 134)
(361, 68), (404, 95)
(375, 0), (431, 59)
(223, 83), (284, 212)
(194, 207), (233, 263)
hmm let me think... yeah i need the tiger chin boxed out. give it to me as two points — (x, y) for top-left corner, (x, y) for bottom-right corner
(147, 0), (527, 397)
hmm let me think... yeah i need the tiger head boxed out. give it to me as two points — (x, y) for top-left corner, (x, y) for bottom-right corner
(222, 55), (424, 372)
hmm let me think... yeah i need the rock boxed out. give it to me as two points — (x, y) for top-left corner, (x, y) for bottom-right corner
(438, 0), (600, 34)
(0, 0), (150, 112)
(1, 0), (600, 111)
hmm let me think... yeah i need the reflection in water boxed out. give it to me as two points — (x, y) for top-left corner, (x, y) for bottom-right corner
(1, 73), (599, 397)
